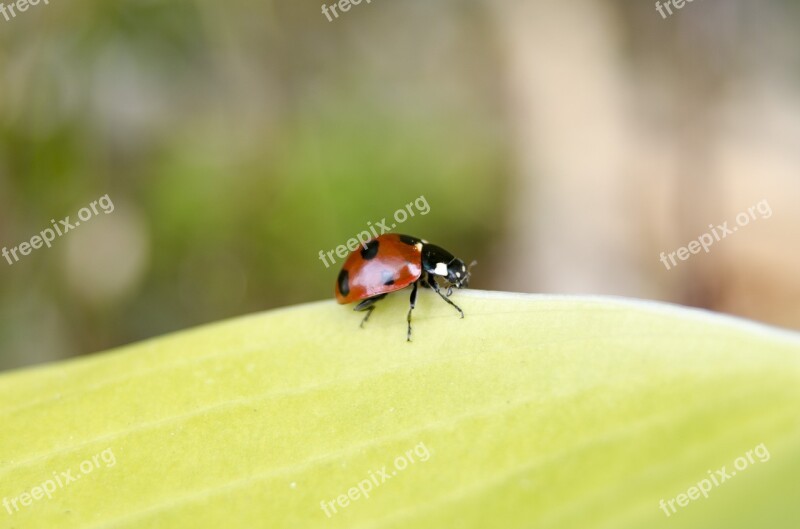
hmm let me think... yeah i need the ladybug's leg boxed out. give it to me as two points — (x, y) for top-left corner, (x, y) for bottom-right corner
(406, 281), (419, 342)
(426, 274), (464, 319)
(354, 294), (387, 328)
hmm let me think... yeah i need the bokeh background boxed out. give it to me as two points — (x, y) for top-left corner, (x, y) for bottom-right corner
(1, 0), (799, 371)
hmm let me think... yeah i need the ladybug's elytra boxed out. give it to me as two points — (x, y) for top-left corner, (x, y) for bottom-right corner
(335, 234), (473, 341)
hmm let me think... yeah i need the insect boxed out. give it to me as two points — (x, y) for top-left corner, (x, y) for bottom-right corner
(335, 234), (473, 341)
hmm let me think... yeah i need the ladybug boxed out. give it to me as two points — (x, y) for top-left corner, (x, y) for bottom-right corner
(335, 234), (473, 341)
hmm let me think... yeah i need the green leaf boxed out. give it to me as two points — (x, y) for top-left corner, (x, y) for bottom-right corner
(1, 290), (799, 529)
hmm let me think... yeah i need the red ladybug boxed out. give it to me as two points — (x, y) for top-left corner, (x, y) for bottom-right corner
(335, 234), (473, 341)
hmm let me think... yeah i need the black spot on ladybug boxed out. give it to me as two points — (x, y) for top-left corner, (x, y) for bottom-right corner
(381, 270), (396, 286)
(338, 269), (350, 296)
(360, 239), (379, 260)
(398, 235), (419, 246)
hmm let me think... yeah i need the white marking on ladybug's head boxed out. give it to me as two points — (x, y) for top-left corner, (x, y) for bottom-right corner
(434, 262), (448, 276)
(415, 243), (423, 251)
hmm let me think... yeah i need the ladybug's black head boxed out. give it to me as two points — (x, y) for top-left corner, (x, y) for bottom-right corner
(421, 244), (471, 290)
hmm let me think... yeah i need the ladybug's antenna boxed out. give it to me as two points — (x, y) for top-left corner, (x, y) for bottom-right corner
(465, 260), (478, 286)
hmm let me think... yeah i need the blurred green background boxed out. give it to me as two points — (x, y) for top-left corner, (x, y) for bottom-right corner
(1, 0), (799, 371)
